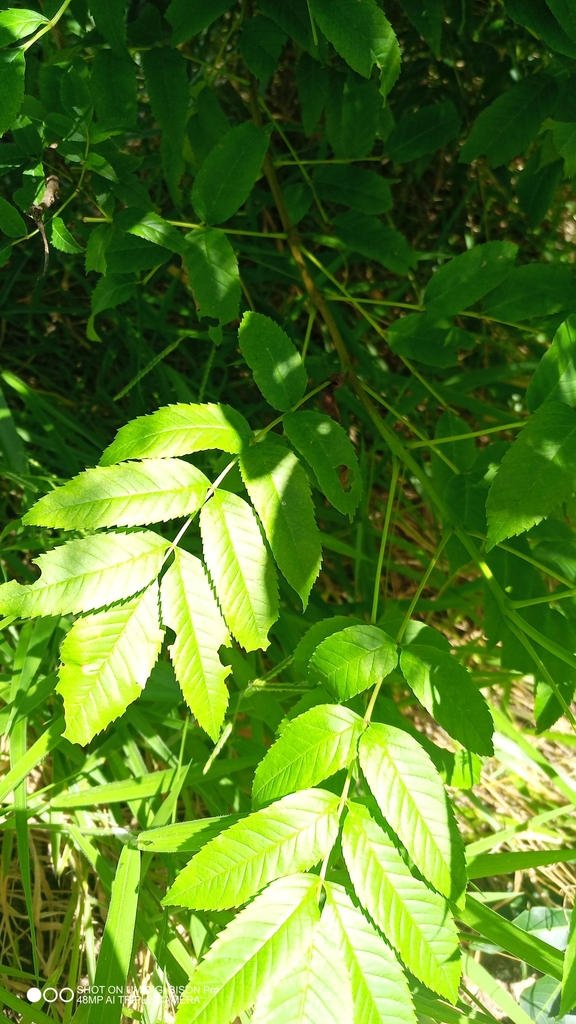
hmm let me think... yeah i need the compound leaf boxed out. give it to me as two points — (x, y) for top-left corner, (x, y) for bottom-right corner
(240, 440), (321, 607)
(238, 311), (307, 411)
(283, 411), (362, 516)
(23, 459), (210, 530)
(342, 802), (461, 1003)
(486, 401), (576, 549)
(57, 582), (164, 745)
(163, 788), (339, 910)
(192, 121), (269, 225)
(0, 530), (168, 618)
(100, 403), (251, 465)
(252, 704), (364, 807)
(309, 625), (397, 699)
(400, 644), (494, 756)
(161, 548), (230, 742)
(200, 489), (278, 651)
(324, 881), (417, 1024)
(173, 873), (320, 1024)
(359, 723), (466, 903)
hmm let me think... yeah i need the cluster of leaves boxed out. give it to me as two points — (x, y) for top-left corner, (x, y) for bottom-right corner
(2, 1), (576, 1023)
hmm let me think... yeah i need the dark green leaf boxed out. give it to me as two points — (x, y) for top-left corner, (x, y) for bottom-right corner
(238, 311), (307, 411)
(387, 313), (473, 368)
(187, 86), (230, 167)
(334, 210), (416, 275)
(398, 0), (443, 56)
(424, 241), (517, 320)
(460, 75), (557, 167)
(0, 50), (25, 137)
(505, 0), (576, 57)
(89, 0), (127, 54)
(387, 103), (460, 163)
(297, 52), (329, 136)
(142, 47), (189, 204)
(259, 0), (313, 48)
(483, 263), (576, 322)
(313, 164), (392, 214)
(49, 217), (84, 255)
(192, 122), (269, 225)
(283, 410), (362, 516)
(240, 16), (287, 81)
(546, 0), (576, 41)
(516, 152), (563, 228)
(85, 224), (114, 274)
(310, 0), (399, 80)
(184, 228), (240, 324)
(527, 315), (576, 411)
(105, 231), (171, 274)
(0, 196), (25, 237)
(166, 0), (233, 45)
(91, 50), (137, 128)
(87, 275), (134, 339)
(326, 71), (381, 159)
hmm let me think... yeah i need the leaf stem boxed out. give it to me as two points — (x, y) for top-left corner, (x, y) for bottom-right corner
(370, 456), (399, 624)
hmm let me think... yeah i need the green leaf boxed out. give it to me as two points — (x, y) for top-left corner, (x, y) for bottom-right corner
(240, 440), (321, 607)
(0, 50), (25, 137)
(359, 723), (466, 903)
(57, 582), (164, 745)
(191, 122), (270, 225)
(342, 802), (461, 1002)
(297, 52), (329, 135)
(516, 152), (564, 229)
(88, 274), (134, 340)
(115, 209), (187, 256)
(49, 217), (84, 255)
(89, 0), (127, 54)
(163, 788), (339, 909)
(324, 881), (417, 1024)
(486, 402), (576, 549)
(459, 896), (564, 981)
(326, 71), (382, 160)
(184, 228), (241, 324)
(310, 0), (400, 80)
(560, 908), (576, 1016)
(527, 315), (576, 412)
(166, 0), (233, 45)
(238, 311), (307, 411)
(387, 103), (460, 163)
(160, 548), (230, 742)
(386, 314), (471, 369)
(505, 0), (576, 58)
(334, 211), (416, 275)
(460, 74), (557, 167)
(482, 263), (576, 322)
(398, 0), (443, 56)
(91, 50), (137, 128)
(400, 644), (494, 756)
(313, 164), (392, 214)
(293, 615), (364, 676)
(172, 874), (320, 1024)
(309, 624), (397, 699)
(0, 530), (168, 618)
(0, 196), (25, 237)
(545, 0), (576, 41)
(424, 241), (518, 321)
(138, 814), (242, 852)
(85, 223), (114, 274)
(142, 47), (189, 204)
(283, 411), (362, 516)
(240, 15), (287, 81)
(200, 489), (278, 651)
(87, 845), (141, 1024)
(100, 402), (251, 465)
(104, 231), (170, 273)
(542, 118), (576, 177)
(24, 458), (210, 530)
(187, 85), (231, 166)
(252, 904), (354, 1024)
(252, 704), (364, 807)
(259, 0), (313, 48)
(0, 9), (48, 46)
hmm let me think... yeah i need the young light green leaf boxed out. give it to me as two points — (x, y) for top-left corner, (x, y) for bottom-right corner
(460, 74), (557, 167)
(87, 845), (141, 1024)
(387, 102), (460, 163)
(527, 315), (576, 412)
(100, 403), (251, 465)
(163, 788), (339, 910)
(313, 164), (392, 214)
(0, 530), (168, 618)
(0, 197), (25, 237)
(310, 0), (400, 80)
(283, 411), (362, 516)
(424, 241), (517, 320)
(240, 440), (321, 607)
(486, 401), (576, 549)
(0, 8), (48, 46)
(309, 625), (397, 699)
(293, 615), (364, 677)
(0, 50), (25, 137)
(324, 881), (417, 1024)
(184, 228), (240, 324)
(57, 582), (164, 745)
(166, 0), (233, 45)
(89, 0), (127, 54)
(400, 645), (494, 756)
(91, 50), (137, 128)
(173, 873), (320, 1024)
(252, 704), (364, 807)
(138, 814), (242, 853)
(23, 459), (210, 531)
(359, 723), (466, 903)
(483, 263), (576, 323)
(142, 46), (188, 203)
(240, 15), (287, 81)
(200, 489), (278, 651)
(238, 311), (307, 411)
(160, 548), (230, 742)
(252, 904), (354, 1024)
(192, 122), (269, 225)
(560, 907), (576, 1016)
(342, 802), (461, 1003)
(334, 211), (416, 275)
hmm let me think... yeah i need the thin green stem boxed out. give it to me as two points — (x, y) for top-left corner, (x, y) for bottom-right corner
(370, 456), (399, 624)
(407, 422), (524, 448)
(395, 531), (452, 644)
(301, 307), (316, 362)
(21, 0), (73, 50)
(360, 383), (460, 473)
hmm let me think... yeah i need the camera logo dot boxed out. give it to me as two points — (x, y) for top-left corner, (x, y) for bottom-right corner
(26, 988), (42, 1003)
